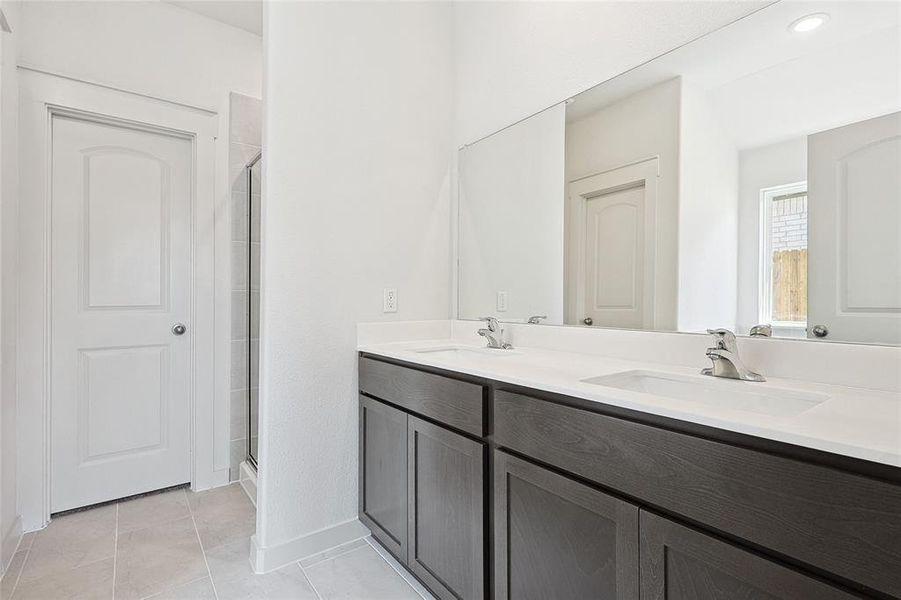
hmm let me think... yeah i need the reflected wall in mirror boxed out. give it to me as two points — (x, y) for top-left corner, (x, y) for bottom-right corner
(458, 1), (901, 345)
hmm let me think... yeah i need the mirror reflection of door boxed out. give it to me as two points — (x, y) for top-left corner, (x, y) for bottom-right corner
(568, 159), (658, 330)
(807, 111), (901, 345)
(583, 186), (646, 329)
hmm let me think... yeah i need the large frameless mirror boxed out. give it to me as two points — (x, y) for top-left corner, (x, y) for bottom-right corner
(457, 1), (901, 345)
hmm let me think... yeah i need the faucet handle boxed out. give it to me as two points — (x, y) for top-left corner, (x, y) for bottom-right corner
(479, 317), (500, 332)
(706, 328), (737, 351)
(527, 315), (547, 325)
(749, 324), (772, 337)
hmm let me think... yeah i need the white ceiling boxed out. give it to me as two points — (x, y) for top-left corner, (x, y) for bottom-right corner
(567, 1), (901, 150)
(164, 0), (262, 36)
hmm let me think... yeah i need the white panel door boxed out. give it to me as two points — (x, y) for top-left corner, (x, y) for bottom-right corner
(808, 111), (901, 345)
(583, 184), (648, 329)
(51, 115), (193, 512)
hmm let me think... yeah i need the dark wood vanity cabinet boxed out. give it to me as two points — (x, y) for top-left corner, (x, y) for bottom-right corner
(359, 355), (485, 436)
(494, 450), (638, 600)
(359, 354), (901, 600)
(408, 416), (485, 600)
(640, 511), (858, 600)
(358, 356), (487, 599)
(358, 395), (408, 559)
(493, 389), (901, 598)
(493, 450), (856, 600)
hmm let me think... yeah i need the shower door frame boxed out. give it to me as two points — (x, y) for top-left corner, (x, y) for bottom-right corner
(245, 152), (262, 470)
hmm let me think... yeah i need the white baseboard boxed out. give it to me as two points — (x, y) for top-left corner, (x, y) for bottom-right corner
(238, 461), (257, 507)
(1, 515), (22, 576)
(210, 467), (232, 489)
(250, 517), (370, 574)
(192, 467), (231, 494)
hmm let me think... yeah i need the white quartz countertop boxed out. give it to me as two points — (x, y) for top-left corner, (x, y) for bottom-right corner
(358, 340), (901, 469)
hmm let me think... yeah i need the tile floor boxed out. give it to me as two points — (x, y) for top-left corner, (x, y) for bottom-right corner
(0, 484), (431, 600)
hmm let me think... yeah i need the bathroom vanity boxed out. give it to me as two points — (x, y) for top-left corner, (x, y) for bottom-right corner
(356, 3), (901, 597)
(357, 346), (901, 600)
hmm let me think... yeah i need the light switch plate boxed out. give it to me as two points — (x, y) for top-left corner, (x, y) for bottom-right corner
(383, 288), (398, 313)
(496, 291), (508, 312)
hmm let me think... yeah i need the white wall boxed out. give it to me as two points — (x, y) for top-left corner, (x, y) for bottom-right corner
(736, 137), (807, 332)
(678, 81), (739, 333)
(258, 0), (453, 564)
(253, 0), (766, 568)
(18, 1), (261, 112)
(0, 0), (20, 573)
(459, 104), (565, 323)
(15, 1), (262, 529)
(453, 1), (769, 146)
(565, 78), (681, 330)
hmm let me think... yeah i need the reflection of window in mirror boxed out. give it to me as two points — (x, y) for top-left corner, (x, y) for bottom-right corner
(759, 182), (807, 338)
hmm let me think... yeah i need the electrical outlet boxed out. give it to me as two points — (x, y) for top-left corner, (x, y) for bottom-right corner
(383, 288), (398, 313)
(496, 291), (508, 312)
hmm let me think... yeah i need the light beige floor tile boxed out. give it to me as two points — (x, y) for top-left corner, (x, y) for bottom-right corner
(365, 540), (435, 600)
(1, 550), (27, 600)
(299, 538), (368, 569)
(143, 577), (216, 600)
(303, 545), (422, 600)
(115, 516), (207, 600)
(11, 557), (113, 600)
(204, 537), (255, 584)
(186, 482), (251, 514)
(215, 563), (317, 600)
(206, 538), (317, 600)
(192, 505), (255, 552)
(118, 489), (191, 533)
(19, 506), (116, 583)
(187, 485), (255, 551)
(33, 505), (117, 547)
(18, 533), (35, 553)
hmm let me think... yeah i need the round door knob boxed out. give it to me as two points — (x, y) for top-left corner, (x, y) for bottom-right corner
(583, 317), (593, 326)
(172, 323), (187, 336)
(811, 324), (828, 338)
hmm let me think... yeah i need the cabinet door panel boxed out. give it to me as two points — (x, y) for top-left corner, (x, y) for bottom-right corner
(359, 395), (408, 561)
(640, 511), (857, 600)
(408, 416), (485, 600)
(495, 451), (638, 600)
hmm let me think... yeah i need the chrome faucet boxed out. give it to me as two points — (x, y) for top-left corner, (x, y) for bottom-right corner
(527, 315), (547, 325)
(478, 317), (512, 349)
(701, 328), (765, 382)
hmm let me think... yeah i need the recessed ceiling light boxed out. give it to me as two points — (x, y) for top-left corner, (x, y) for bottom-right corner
(788, 13), (830, 34)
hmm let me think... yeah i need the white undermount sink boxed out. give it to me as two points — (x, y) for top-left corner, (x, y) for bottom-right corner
(413, 346), (518, 358)
(582, 370), (828, 417)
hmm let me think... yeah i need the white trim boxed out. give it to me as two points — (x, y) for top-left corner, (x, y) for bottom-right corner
(238, 460), (257, 507)
(565, 157), (660, 327)
(17, 69), (226, 530)
(250, 518), (370, 574)
(757, 181), (807, 327)
(17, 65), (217, 115)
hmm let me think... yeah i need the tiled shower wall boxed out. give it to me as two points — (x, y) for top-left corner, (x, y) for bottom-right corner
(229, 92), (261, 480)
